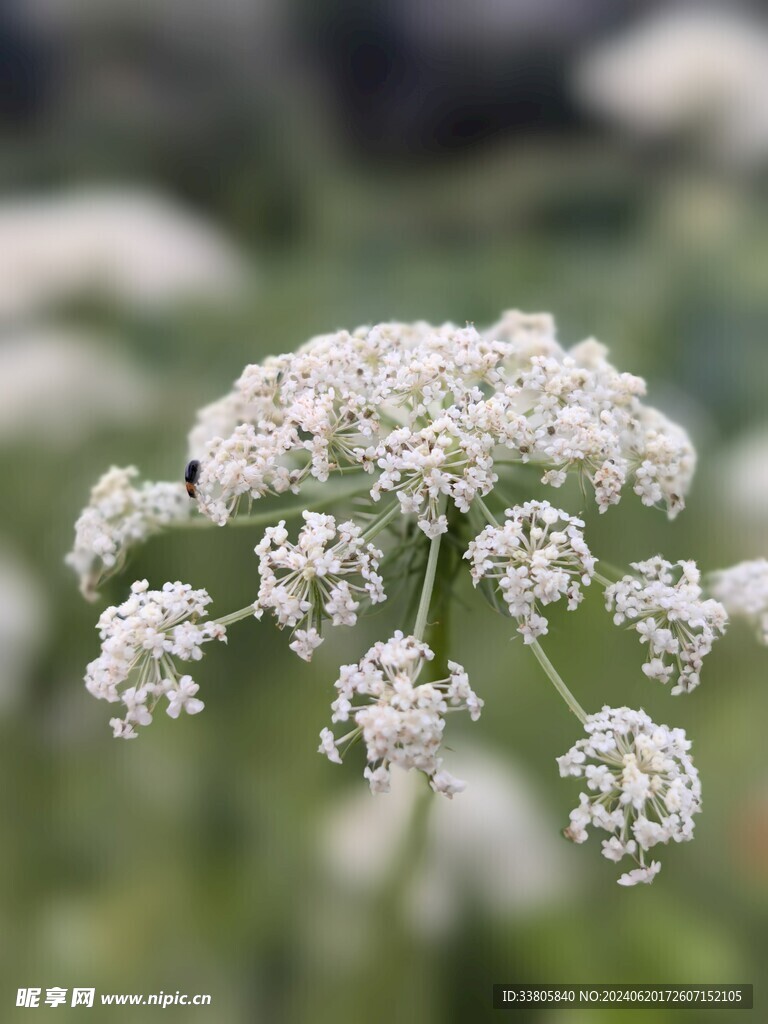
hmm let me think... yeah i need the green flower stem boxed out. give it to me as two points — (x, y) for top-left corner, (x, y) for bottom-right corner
(362, 500), (402, 541)
(212, 606), (257, 628)
(413, 530), (443, 642)
(595, 560), (626, 584)
(178, 478), (373, 530)
(594, 571), (616, 589)
(209, 500), (400, 631)
(474, 494), (500, 528)
(529, 637), (588, 724)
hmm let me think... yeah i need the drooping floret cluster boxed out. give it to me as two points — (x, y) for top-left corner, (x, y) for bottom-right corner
(253, 511), (386, 661)
(710, 559), (768, 645)
(319, 631), (483, 797)
(464, 499), (595, 642)
(605, 558), (727, 694)
(85, 580), (226, 739)
(67, 466), (189, 599)
(557, 706), (701, 885)
(183, 313), (696, 533)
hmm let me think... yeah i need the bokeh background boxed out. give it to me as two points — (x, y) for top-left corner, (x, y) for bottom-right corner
(2, 0), (768, 1020)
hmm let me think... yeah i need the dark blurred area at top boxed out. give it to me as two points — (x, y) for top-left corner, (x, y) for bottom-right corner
(305, 0), (648, 157)
(1, 0), (766, 249)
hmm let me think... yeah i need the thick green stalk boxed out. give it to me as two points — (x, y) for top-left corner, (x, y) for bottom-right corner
(413, 531), (443, 642)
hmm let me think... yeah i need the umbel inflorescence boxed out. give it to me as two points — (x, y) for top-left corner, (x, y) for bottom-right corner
(68, 310), (765, 886)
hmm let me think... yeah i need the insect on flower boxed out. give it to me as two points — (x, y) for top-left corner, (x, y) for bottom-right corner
(184, 459), (201, 499)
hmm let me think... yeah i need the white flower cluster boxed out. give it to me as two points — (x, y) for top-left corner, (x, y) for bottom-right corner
(605, 558), (727, 694)
(66, 467), (190, 599)
(367, 414), (497, 537)
(69, 309), (740, 888)
(254, 512), (386, 660)
(465, 500), (595, 642)
(557, 706), (701, 885)
(84, 580), (226, 738)
(318, 631), (483, 796)
(185, 312), (695, 532)
(710, 559), (768, 645)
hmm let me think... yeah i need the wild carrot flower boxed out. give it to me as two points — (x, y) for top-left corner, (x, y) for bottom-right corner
(181, 317), (696, 526)
(605, 558), (727, 693)
(557, 706), (701, 885)
(66, 310), (756, 888)
(465, 500), (595, 642)
(66, 467), (189, 599)
(318, 632), (483, 796)
(253, 511), (386, 660)
(85, 580), (226, 738)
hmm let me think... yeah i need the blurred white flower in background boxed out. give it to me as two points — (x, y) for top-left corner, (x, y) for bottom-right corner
(710, 560), (768, 647)
(0, 187), (250, 319)
(715, 426), (768, 537)
(0, 327), (154, 446)
(320, 745), (573, 937)
(576, 8), (768, 166)
(0, 544), (47, 711)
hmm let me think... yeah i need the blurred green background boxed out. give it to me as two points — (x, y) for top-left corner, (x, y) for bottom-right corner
(1, 2), (767, 1021)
